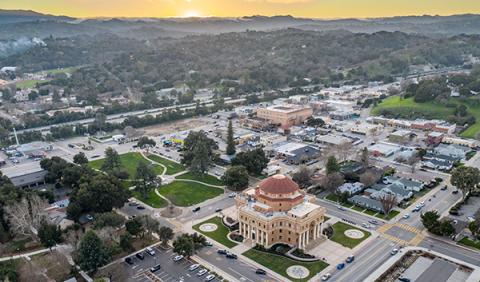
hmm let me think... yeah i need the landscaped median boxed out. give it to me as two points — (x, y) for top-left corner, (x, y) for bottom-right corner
(324, 193), (400, 220)
(242, 248), (328, 282)
(193, 216), (238, 248)
(329, 222), (371, 249)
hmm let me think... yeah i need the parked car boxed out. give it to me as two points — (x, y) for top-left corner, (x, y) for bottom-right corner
(128, 202), (139, 206)
(86, 214), (94, 221)
(136, 253), (145, 260)
(197, 269), (208, 276)
(346, 255), (355, 263)
(146, 247), (155, 256)
(441, 185), (448, 191)
(337, 206), (346, 211)
(255, 269), (266, 275)
(398, 278), (411, 282)
(173, 254), (184, 262)
(189, 264), (200, 271)
(192, 207), (201, 212)
(125, 257), (134, 265)
(403, 213), (410, 219)
(215, 208), (222, 213)
(226, 253), (238, 259)
(368, 219), (378, 225)
(137, 206), (146, 210)
(228, 193), (237, 198)
(321, 273), (332, 281)
(452, 190), (459, 194)
(336, 263), (346, 270)
(217, 249), (227, 255)
(150, 264), (161, 273)
(205, 274), (216, 281)
(390, 248), (399, 255)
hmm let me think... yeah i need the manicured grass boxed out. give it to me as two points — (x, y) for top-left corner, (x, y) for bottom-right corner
(159, 181), (223, 206)
(176, 171), (223, 186)
(325, 194), (339, 202)
(193, 217), (237, 248)
(145, 154), (185, 175)
(352, 206), (365, 212)
(458, 237), (480, 250)
(243, 249), (328, 282)
(375, 210), (400, 220)
(330, 222), (371, 249)
(132, 188), (168, 208)
(89, 152), (164, 179)
(364, 209), (378, 216)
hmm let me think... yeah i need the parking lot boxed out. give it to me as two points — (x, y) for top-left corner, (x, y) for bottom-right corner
(117, 245), (222, 282)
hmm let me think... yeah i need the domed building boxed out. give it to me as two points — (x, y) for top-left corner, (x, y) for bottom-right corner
(236, 174), (326, 250)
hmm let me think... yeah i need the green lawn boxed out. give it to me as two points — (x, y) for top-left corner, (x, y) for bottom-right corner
(193, 217), (237, 248)
(132, 188), (168, 208)
(89, 152), (164, 179)
(243, 249), (328, 282)
(458, 237), (480, 250)
(158, 181), (223, 206)
(145, 154), (185, 175)
(364, 209), (378, 216)
(352, 206), (364, 212)
(372, 95), (480, 138)
(330, 222), (371, 249)
(375, 210), (400, 220)
(176, 171), (224, 186)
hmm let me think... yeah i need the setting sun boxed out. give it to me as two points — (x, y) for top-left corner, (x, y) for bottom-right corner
(182, 10), (201, 18)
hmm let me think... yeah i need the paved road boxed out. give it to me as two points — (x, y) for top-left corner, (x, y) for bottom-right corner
(315, 197), (387, 228)
(419, 237), (480, 267)
(329, 237), (400, 282)
(179, 196), (235, 223)
(196, 244), (279, 282)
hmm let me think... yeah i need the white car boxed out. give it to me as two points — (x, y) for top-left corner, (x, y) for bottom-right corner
(146, 247), (155, 256)
(205, 274), (216, 281)
(197, 269), (208, 276)
(321, 273), (332, 281)
(403, 213), (410, 219)
(390, 248), (399, 255)
(173, 255), (184, 262)
(228, 192), (237, 198)
(189, 264), (200, 271)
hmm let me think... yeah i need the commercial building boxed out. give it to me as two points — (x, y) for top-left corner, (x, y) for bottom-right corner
(315, 134), (351, 147)
(442, 136), (478, 148)
(388, 130), (415, 144)
(236, 174), (326, 250)
(426, 132), (444, 146)
(268, 142), (320, 165)
(256, 104), (313, 129)
(1, 162), (47, 188)
(368, 142), (401, 157)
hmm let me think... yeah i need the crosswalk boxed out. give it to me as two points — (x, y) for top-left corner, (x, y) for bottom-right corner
(377, 223), (425, 246)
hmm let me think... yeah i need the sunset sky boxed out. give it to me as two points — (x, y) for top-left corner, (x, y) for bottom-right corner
(1, 0), (480, 19)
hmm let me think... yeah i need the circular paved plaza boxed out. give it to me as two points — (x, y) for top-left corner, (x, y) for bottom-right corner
(344, 229), (365, 239)
(199, 223), (218, 232)
(286, 265), (309, 279)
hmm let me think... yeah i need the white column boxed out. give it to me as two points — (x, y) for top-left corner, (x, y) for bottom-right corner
(313, 224), (317, 240)
(298, 233), (302, 249)
(306, 230), (310, 245)
(248, 225), (252, 240)
(265, 232), (269, 247)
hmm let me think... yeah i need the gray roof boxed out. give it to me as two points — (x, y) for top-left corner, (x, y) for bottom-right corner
(348, 195), (383, 211)
(9, 170), (47, 187)
(387, 183), (412, 197)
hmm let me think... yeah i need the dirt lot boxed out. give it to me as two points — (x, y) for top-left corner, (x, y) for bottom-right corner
(142, 117), (212, 136)
(17, 251), (73, 282)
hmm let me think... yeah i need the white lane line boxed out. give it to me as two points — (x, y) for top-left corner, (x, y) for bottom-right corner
(228, 267), (255, 282)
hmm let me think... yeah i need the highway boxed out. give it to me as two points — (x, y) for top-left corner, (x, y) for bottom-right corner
(15, 97), (246, 134)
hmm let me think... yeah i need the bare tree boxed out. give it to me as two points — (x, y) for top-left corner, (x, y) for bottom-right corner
(379, 193), (398, 218)
(4, 194), (47, 237)
(359, 170), (380, 187)
(322, 172), (345, 197)
(292, 166), (312, 188)
(333, 142), (355, 162)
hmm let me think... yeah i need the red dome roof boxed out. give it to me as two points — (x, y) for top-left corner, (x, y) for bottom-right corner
(258, 174), (299, 194)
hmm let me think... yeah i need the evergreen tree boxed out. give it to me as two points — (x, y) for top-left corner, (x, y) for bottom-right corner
(135, 160), (158, 199)
(226, 120), (236, 155)
(76, 231), (110, 271)
(101, 147), (121, 171)
(326, 156), (340, 175)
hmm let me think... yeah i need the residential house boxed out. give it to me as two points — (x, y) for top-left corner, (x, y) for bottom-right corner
(348, 195), (383, 212)
(337, 182), (364, 195)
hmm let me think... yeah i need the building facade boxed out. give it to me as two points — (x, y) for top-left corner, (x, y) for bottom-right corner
(236, 174), (325, 250)
(256, 104), (312, 129)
